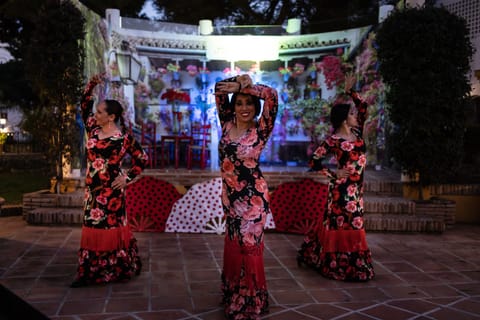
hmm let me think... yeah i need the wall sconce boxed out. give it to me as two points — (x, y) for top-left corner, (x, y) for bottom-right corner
(0, 118), (6, 132)
(0, 112), (6, 131)
(112, 41), (142, 85)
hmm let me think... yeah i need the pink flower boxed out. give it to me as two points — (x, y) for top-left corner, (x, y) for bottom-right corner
(345, 200), (357, 213)
(358, 154), (367, 167)
(313, 146), (327, 157)
(243, 205), (262, 220)
(255, 179), (268, 194)
(243, 158), (256, 168)
(340, 141), (354, 152)
(86, 138), (97, 149)
(90, 208), (104, 221)
(347, 184), (357, 197)
(250, 195), (264, 208)
(233, 199), (249, 217)
(92, 158), (105, 171)
(352, 216), (363, 229)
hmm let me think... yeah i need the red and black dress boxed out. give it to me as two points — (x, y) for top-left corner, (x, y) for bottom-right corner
(297, 90), (374, 281)
(73, 76), (148, 285)
(216, 78), (278, 319)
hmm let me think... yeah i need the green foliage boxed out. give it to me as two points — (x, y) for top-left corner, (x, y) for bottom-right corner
(376, 6), (473, 189)
(0, 61), (37, 108)
(0, 132), (6, 145)
(0, 1), (40, 110)
(0, 171), (50, 205)
(22, 0), (85, 180)
(77, 0), (145, 18)
(150, 0), (377, 30)
(290, 97), (331, 144)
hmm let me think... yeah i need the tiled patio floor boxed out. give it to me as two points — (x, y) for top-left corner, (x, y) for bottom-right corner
(0, 215), (479, 319)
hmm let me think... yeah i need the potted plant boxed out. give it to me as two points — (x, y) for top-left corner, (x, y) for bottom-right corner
(186, 64), (198, 77)
(278, 66), (292, 82)
(167, 63), (181, 80)
(307, 63), (318, 79)
(292, 63), (305, 77)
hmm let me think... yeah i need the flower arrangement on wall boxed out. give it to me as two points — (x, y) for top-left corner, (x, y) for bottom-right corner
(186, 64), (198, 76)
(318, 55), (351, 90)
(149, 73), (165, 97)
(166, 63), (181, 72)
(291, 98), (332, 151)
(355, 32), (385, 165)
(313, 33), (385, 164)
(292, 63), (305, 76)
(278, 66), (292, 75)
(160, 88), (191, 104)
(223, 66), (241, 77)
(307, 63), (318, 73)
(157, 67), (168, 75)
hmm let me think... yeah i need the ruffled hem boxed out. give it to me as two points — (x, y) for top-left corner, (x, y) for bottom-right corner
(298, 233), (374, 281)
(222, 278), (269, 320)
(74, 237), (142, 285)
(319, 229), (370, 252)
(222, 237), (268, 319)
(80, 225), (133, 251)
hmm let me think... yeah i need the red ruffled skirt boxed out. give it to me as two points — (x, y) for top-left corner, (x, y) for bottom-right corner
(73, 225), (142, 285)
(298, 224), (374, 281)
(222, 237), (269, 320)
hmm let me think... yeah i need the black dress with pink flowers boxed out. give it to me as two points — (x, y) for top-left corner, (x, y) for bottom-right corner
(297, 90), (375, 281)
(216, 78), (278, 319)
(73, 76), (148, 285)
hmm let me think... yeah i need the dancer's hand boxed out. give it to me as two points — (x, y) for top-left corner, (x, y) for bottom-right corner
(112, 175), (129, 190)
(344, 72), (356, 93)
(215, 81), (241, 94)
(237, 74), (253, 89)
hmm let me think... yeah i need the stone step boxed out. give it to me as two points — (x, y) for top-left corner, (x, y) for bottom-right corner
(364, 195), (415, 214)
(364, 180), (403, 196)
(26, 208), (83, 225)
(26, 205), (446, 233)
(365, 213), (445, 233)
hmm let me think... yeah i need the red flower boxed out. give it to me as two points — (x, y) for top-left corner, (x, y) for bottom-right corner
(107, 198), (122, 212)
(160, 89), (190, 104)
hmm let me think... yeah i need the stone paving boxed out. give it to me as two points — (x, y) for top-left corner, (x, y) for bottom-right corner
(0, 215), (479, 319)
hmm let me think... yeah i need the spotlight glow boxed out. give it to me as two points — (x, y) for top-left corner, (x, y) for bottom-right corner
(206, 36), (279, 61)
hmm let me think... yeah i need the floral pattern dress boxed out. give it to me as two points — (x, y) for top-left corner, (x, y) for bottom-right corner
(216, 78), (278, 319)
(297, 90), (374, 281)
(73, 76), (148, 285)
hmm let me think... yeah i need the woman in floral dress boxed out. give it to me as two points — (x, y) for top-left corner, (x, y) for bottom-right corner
(71, 75), (148, 287)
(297, 75), (374, 281)
(215, 75), (278, 319)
